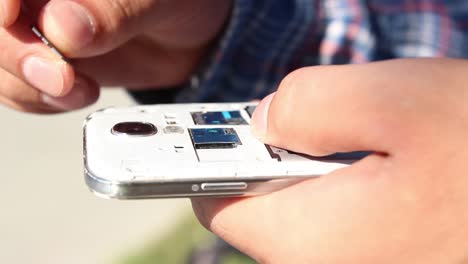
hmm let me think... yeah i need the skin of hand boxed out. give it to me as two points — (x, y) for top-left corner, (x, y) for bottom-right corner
(192, 58), (468, 264)
(0, 0), (232, 113)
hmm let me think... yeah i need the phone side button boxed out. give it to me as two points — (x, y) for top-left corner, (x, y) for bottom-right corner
(201, 182), (248, 191)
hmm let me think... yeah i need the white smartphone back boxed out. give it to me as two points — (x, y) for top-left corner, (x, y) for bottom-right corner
(83, 103), (361, 199)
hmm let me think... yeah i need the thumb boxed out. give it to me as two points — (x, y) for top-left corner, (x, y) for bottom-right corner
(250, 63), (414, 157)
(38, 0), (231, 57)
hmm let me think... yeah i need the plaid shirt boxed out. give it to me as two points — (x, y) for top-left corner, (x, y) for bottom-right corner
(163, 0), (468, 103)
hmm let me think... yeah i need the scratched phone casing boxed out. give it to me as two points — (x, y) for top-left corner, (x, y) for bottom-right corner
(83, 103), (354, 199)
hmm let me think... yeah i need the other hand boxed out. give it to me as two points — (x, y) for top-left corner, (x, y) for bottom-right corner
(0, 0), (232, 112)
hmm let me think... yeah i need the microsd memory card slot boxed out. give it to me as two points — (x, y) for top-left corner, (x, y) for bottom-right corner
(189, 128), (242, 149)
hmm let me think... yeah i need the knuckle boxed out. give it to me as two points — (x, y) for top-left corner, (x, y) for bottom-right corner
(111, 0), (136, 16)
(0, 70), (42, 104)
(0, 95), (54, 114)
(104, 0), (151, 30)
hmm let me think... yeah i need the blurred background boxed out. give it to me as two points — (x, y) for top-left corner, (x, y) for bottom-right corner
(0, 88), (197, 264)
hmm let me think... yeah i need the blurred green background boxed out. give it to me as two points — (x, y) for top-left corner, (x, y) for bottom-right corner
(120, 213), (256, 264)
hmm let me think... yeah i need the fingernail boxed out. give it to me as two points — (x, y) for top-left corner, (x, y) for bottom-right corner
(22, 57), (65, 96)
(41, 77), (97, 110)
(251, 92), (275, 139)
(43, 1), (95, 50)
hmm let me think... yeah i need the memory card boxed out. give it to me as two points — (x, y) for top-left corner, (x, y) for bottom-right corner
(189, 128), (242, 149)
(31, 26), (66, 60)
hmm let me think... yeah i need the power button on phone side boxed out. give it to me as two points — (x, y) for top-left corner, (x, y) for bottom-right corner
(201, 182), (248, 191)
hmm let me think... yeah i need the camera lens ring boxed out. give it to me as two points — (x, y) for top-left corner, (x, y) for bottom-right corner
(111, 122), (158, 136)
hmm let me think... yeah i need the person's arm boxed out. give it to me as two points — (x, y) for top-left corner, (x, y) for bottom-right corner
(172, 0), (468, 103)
(192, 58), (468, 263)
(129, 0), (315, 104)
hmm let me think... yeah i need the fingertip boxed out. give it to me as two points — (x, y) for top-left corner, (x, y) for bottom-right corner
(41, 74), (100, 111)
(250, 92), (275, 140)
(60, 61), (76, 96)
(0, 0), (21, 27)
(39, 0), (96, 55)
(191, 198), (211, 230)
(21, 56), (71, 97)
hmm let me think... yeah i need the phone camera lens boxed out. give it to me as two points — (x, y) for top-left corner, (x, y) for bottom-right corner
(111, 122), (157, 136)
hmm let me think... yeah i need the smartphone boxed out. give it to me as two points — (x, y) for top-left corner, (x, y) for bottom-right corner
(83, 102), (366, 199)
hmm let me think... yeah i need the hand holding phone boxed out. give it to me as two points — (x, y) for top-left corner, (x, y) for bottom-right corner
(83, 102), (365, 199)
